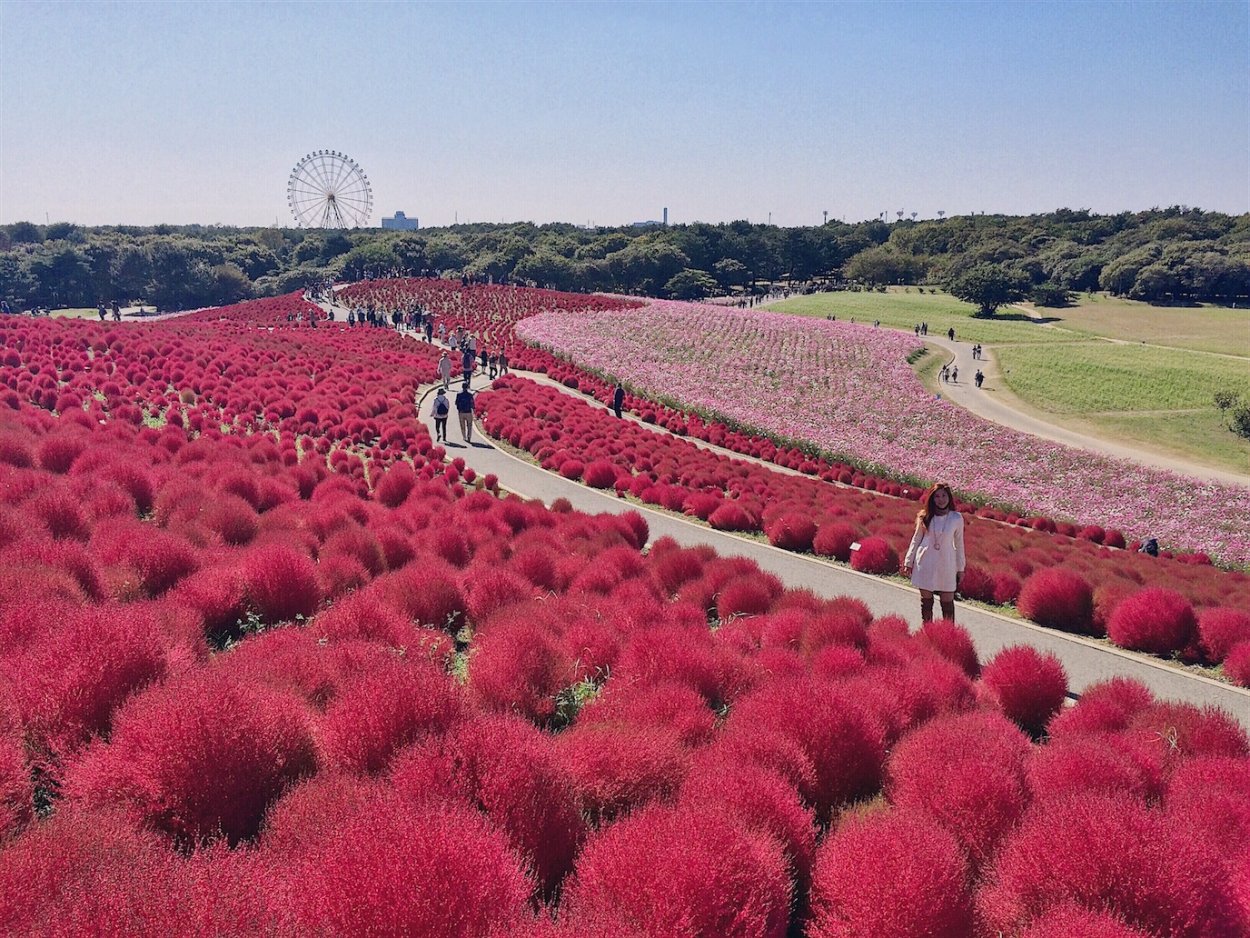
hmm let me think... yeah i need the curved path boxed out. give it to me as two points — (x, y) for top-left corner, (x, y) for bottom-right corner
(422, 368), (1250, 727)
(920, 334), (1249, 487)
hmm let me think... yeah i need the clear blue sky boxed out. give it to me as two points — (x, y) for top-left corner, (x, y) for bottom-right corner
(1, 0), (1246, 228)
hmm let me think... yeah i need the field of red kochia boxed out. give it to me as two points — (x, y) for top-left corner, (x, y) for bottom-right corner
(0, 293), (1248, 936)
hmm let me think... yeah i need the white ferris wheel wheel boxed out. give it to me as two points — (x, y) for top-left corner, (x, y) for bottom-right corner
(287, 150), (373, 228)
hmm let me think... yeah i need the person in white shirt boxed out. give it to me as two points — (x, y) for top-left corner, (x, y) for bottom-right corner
(902, 483), (966, 623)
(437, 351), (452, 389)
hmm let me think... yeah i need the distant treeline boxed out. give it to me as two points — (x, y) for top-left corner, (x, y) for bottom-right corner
(2, 206), (1248, 311)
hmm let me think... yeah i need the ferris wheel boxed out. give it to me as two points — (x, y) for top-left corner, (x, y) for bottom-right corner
(287, 150), (373, 228)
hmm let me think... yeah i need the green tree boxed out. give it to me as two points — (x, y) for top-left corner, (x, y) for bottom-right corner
(7, 222), (43, 244)
(0, 255), (36, 307)
(844, 245), (924, 285)
(713, 258), (748, 290)
(947, 263), (1028, 317)
(514, 250), (577, 290)
(207, 263), (253, 305)
(664, 268), (718, 300)
(29, 246), (94, 306)
(1030, 282), (1073, 307)
(340, 242), (399, 281)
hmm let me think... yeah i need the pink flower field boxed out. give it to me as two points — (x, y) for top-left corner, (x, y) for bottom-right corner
(518, 300), (1250, 566)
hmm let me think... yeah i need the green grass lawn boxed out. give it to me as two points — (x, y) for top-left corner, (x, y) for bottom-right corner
(1020, 293), (1250, 357)
(995, 341), (1250, 414)
(49, 307), (102, 320)
(767, 289), (1076, 345)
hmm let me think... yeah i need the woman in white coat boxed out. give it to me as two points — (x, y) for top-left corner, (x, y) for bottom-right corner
(902, 483), (966, 623)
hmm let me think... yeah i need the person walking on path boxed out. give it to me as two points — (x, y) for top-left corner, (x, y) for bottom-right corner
(613, 382), (626, 419)
(940, 364), (949, 383)
(455, 382), (476, 443)
(498, 350), (509, 375)
(461, 347), (474, 379)
(437, 351), (452, 390)
(902, 483), (965, 623)
(431, 388), (450, 442)
(975, 369), (984, 388)
(947, 327), (956, 342)
(950, 365), (958, 383)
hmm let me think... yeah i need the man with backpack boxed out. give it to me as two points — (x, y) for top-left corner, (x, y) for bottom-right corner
(431, 388), (450, 442)
(455, 381), (476, 443)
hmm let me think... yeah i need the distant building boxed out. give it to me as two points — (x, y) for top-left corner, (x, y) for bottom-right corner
(381, 211), (418, 231)
(630, 207), (669, 228)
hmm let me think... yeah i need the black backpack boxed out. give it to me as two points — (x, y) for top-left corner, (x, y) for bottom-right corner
(433, 396), (449, 417)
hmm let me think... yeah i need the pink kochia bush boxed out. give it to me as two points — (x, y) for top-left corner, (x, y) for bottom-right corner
(807, 808), (973, 938)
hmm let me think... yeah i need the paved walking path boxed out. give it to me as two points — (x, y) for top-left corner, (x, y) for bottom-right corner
(921, 333), (1249, 487)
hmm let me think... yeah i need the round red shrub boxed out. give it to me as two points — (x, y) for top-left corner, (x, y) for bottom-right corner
(554, 723), (689, 822)
(978, 791), (1240, 937)
(443, 715), (586, 893)
(1227, 640), (1250, 688)
(65, 673), (317, 847)
(469, 620), (571, 723)
(1016, 567), (1094, 633)
(1019, 904), (1152, 938)
(992, 570), (1023, 605)
(918, 619), (979, 677)
(241, 543), (322, 623)
(0, 729), (31, 840)
(562, 803), (791, 938)
(807, 808), (973, 938)
(957, 563), (996, 603)
(1106, 587), (1196, 655)
(708, 501), (756, 532)
(764, 512), (817, 552)
(1198, 607), (1250, 664)
(582, 459), (618, 489)
(849, 536), (899, 575)
(319, 656), (462, 774)
(373, 461), (416, 508)
(716, 572), (781, 619)
(290, 797), (533, 937)
(979, 645), (1068, 737)
(812, 521), (858, 561)
(1025, 736), (1156, 803)
(1165, 755), (1250, 853)
(1048, 676), (1155, 737)
(887, 712), (1031, 869)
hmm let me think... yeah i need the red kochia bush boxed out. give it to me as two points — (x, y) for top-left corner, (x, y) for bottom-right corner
(1165, 755), (1250, 853)
(582, 459), (618, 489)
(849, 536), (899, 575)
(708, 501), (756, 532)
(886, 711), (1031, 869)
(1016, 567), (1094, 633)
(978, 792), (1240, 938)
(1198, 607), (1250, 663)
(0, 729), (31, 839)
(439, 716), (587, 893)
(241, 543), (322, 623)
(0, 807), (181, 934)
(1019, 905), (1152, 938)
(918, 619), (979, 676)
(1227, 641), (1250, 688)
(319, 656), (462, 774)
(65, 673), (317, 847)
(979, 645), (1068, 737)
(764, 512), (817, 552)
(1106, 587), (1196, 655)
(812, 520), (858, 561)
(554, 723), (689, 822)
(290, 797), (533, 937)
(469, 620), (572, 723)
(807, 808), (973, 938)
(561, 803), (791, 938)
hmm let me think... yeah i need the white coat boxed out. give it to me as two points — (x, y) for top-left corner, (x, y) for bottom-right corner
(904, 511), (966, 593)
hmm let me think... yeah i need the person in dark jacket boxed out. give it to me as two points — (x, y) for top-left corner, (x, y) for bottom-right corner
(612, 383), (626, 419)
(455, 382), (476, 443)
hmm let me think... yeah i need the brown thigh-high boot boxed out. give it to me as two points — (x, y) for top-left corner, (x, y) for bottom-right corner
(920, 595), (934, 622)
(940, 597), (955, 621)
